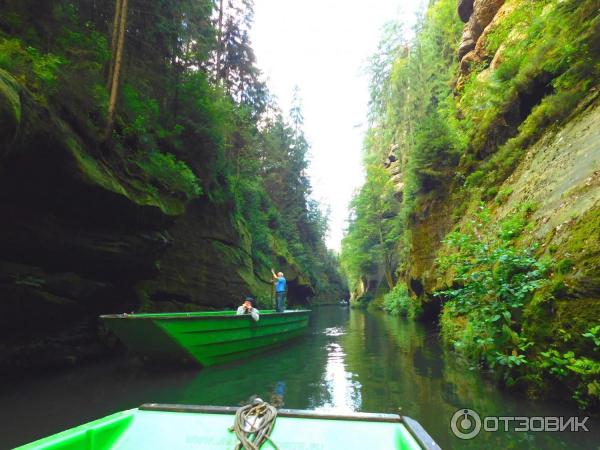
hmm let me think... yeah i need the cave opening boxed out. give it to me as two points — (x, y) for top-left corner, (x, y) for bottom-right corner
(518, 72), (555, 122)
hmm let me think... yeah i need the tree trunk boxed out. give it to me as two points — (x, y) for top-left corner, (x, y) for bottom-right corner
(215, 0), (224, 81)
(384, 255), (394, 290)
(377, 213), (394, 289)
(106, 0), (128, 139)
(106, 0), (122, 90)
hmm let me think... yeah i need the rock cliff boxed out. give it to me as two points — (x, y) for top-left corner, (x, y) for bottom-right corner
(0, 69), (313, 374)
(391, 0), (599, 405)
(394, 0), (600, 326)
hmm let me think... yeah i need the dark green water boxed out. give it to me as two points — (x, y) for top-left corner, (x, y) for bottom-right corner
(1, 306), (597, 449)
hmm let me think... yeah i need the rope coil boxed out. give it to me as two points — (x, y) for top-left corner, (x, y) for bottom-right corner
(230, 398), (279, 450)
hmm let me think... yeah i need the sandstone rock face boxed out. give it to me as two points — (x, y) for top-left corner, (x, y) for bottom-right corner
(387, 159), (404, 201)
(473, 0), (504, 30)
(457, 0), (505, 72)
(458, 23), (477, 62)
(141, 199), (262, 309)
(481, 103), (600, 358)
(417, 101), (600, 364)
(496, 104), (600, 269)
(0, 89), (174, 373)
(406, 196), (453, 319)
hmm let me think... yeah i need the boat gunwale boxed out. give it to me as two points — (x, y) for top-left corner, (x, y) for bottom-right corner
(139, 403), (441, 450)
(100, 310), (311, 321)
(140, 403), (401, 421)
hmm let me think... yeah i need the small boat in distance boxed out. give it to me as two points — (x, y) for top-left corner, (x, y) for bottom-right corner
(15, 403), (441, 450)
(100, 309), (310, 367)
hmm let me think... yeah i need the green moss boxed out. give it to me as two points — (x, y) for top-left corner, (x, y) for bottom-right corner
(495, 187), (513, 205)
(458, 0), (600, 191)
(555, 259), (575, 275)
(0, 68), (21, 144)
(549, 280), (568, 297)
(482, 186), (498, 201)
(65, 128), (186, 216)
(464, 169), (485, 187)
(560, 207), (600, 268)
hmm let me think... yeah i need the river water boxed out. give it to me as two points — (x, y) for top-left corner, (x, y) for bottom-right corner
(1, 306), (597, 449)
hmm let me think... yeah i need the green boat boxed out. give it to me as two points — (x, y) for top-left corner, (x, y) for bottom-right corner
(15, 403), (441, 450)
(100, 310), (311, 367)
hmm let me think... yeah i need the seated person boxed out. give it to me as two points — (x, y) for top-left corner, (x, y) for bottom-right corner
(236, 296), (259, 321)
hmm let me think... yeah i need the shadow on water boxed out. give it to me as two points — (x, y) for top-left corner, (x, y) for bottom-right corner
(0, 306), (597, 449)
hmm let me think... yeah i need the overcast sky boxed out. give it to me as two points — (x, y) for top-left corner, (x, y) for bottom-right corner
(252, 0), (423, 250)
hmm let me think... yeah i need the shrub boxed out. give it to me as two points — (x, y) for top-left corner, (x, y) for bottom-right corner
(135, 151), (202, 200)
(437, 207), (549, 370)
(539, 326), (600, 410)
(383, 282), (412, 316)
(0, 37), (64, 100)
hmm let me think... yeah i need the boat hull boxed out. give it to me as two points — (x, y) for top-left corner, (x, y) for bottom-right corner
(100, 310), (310, 367)
(15, 404), (441, 450)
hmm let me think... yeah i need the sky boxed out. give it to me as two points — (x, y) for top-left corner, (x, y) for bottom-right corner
(251, 0), (423, 251)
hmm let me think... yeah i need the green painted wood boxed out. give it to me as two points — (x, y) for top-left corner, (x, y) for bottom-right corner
(100, 310), (310, 367)
(16, 406), (434, 450)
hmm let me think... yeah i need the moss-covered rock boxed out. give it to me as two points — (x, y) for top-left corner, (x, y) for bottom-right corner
(0, 69), (21, 150)
(428, 101), (600, 408)
(0, 72), (315, 374)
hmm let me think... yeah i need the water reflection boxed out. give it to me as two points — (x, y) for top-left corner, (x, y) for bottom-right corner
(316, 342), (361, 412)
(1, 306), (598, 450)
(323, 326), (345, 337)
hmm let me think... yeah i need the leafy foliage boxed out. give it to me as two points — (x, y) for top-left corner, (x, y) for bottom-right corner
(382, 282), (412, 316)
(459, 0), (600, 188)
(135, 150), (202, 199)
(340, 0), (463, 299)
(341, 165), (401, 293)
(437, 207), (549, 369)
(539, 326), (600, 410)
(0, 37), (64, 101)
(0, 0), (343, 299)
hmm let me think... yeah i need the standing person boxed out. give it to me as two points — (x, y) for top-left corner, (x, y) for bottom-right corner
(271, 269), (286, 312)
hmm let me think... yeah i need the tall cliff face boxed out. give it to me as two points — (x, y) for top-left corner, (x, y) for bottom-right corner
(0, 69), (313, 373)
(492, 103), (600, 355)
(393, 0), (599, 406)
(404, 0), (600, 313)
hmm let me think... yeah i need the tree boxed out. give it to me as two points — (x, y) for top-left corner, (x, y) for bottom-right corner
(208, 0), (266, 114)
(106, 0), (128, 138)
(341, 165), (401, 290)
